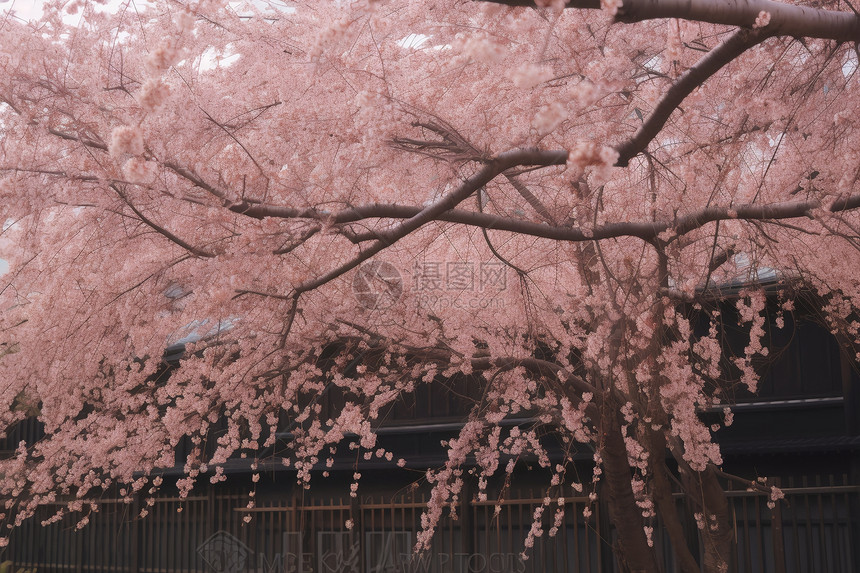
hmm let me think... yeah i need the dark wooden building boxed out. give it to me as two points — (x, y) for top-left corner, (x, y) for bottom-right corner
(2, 294), (859, 573)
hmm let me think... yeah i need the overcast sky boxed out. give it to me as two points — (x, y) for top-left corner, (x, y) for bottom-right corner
(1, 0), (50, 21)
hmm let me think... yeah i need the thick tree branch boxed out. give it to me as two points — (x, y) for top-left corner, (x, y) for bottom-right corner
(485, 0), (860, 42)
(22, 158), (860, 250)
(647, 429), (701, 573)
(486, 1), (858, 167)
(211, 191), (860, 246)
(615, 28), (765, 166)
(505, 174), (557, 224)
(615, 0), (860, 42)
(290, 148), (568, 295)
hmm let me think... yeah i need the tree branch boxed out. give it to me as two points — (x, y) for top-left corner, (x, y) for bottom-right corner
(211, 191), (860, 248)
(111, 185), (216, 258)
(485, 0), (860, 42)
(290, 148), (568, 295)
(615, 0), (860, 42)
(615, 28), (765, 166)
(505, 174), (557, 224)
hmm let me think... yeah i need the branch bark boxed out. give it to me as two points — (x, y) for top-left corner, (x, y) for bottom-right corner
(614, 28), (766, 166)
(207, 190), (860, 246)
(647, 429), (701, 573)
(601, 400), (663, 573)
(485, 0), (860, 42)
(615, 0), (860, 42)
(290, 148), (567, 295)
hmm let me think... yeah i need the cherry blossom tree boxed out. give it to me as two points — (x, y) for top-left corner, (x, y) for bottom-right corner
(0, 0), (858, 571)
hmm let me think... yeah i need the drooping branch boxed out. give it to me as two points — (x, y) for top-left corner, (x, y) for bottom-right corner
(111, 185), (216, 258)
(614, 28), (766, 166)
(335, 320), (601, 407)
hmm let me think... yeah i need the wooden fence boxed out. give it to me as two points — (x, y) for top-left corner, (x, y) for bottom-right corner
(3, 474), (858, 573)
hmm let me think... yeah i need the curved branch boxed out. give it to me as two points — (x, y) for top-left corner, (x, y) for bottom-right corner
(615, 0), (860, 42)
(291, 148), (568, 295)
(163, 162), (860, 268)
(111, 185), (216, 258)
(222, 191), (860, 247)
(614, 28), (765, 166)
(485, 0), (860, 42)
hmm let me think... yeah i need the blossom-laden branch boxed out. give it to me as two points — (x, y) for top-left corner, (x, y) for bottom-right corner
(614, 28), (766, 166)
(293, 148), (566, 294)
(24, 149), (860, 267)
(164, 163), (860, 245)
(334, 320), (601, 408)
(111, 185), (217, 259)
(486, 0), (859, 167)
(166, 149), (566, 293)
(485, 0), (860, 42)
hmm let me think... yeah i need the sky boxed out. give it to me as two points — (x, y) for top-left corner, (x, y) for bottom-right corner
(0, 0), (296, 22)
(0, 0), (41, 20)
(0, 0), (78, 21)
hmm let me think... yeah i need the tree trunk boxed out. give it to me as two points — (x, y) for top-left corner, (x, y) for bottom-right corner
(647, 430), (701, 573)
(680, 465), (733, 573)
(601, 402), (663, 573)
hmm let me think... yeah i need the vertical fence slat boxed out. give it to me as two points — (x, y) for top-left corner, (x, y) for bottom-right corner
(4, 480), (860, 573)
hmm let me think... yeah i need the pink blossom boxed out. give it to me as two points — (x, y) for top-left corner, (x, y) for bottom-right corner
(122, 158), (157, 183)
(137, 79), (171, 112)
(567, 141), (618, 170)
(582, 507), (592, 519)
(510, 64), (553, 89)
(146, 38), (181, 75)
(533, 102), (567, 135)
(753, 11), (772, 29)
(0, 0), (857, 564)
(109, 126), (144, 157)
(601, 0), (623, 16)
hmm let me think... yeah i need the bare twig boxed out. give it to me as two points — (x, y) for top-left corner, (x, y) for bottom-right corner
(111, 184), (216, 258)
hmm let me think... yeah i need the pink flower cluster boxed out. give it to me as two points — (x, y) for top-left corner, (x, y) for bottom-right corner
(109, 125), (144, 158)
